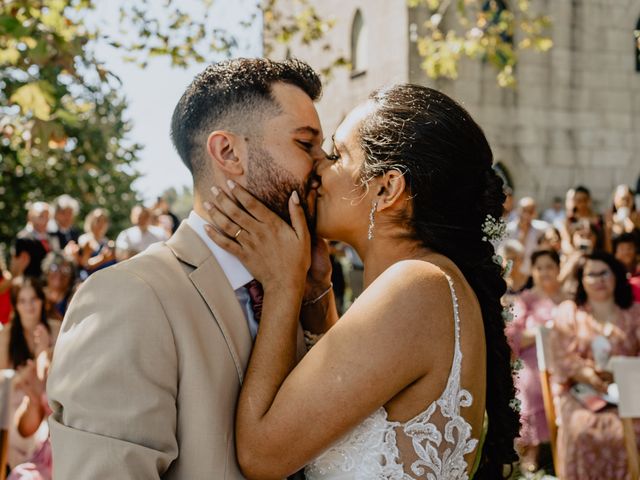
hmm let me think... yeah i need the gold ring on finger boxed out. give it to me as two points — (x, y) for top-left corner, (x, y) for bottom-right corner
(234, 228), (243, 239)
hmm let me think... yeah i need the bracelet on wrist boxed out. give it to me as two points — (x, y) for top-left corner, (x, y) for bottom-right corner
(303, 283), (333, 307)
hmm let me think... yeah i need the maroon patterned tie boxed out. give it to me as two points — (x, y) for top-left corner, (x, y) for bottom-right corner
(244, 279), (264, 323)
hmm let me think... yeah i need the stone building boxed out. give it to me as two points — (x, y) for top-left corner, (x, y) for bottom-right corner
(269, 0), (640, 210)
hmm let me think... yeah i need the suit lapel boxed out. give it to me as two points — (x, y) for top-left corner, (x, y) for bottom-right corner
(190, 260), (253, 383)
(167, 222), (252, 383)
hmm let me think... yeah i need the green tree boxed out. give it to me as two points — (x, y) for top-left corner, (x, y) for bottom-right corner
(409, 0), (553, 87)
(0, 0), (334, 252)
(1, 0), (552, 253)
(0, 0), (142, 247)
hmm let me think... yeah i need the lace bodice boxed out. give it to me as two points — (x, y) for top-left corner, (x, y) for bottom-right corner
(305, 275), (478, 480)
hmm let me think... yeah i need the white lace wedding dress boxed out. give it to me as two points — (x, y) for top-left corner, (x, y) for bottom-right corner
(304, 275), (479, 480)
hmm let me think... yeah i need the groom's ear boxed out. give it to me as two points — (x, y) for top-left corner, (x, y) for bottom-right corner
(206, 131), (246, 176)
(376, 170), (407, 212)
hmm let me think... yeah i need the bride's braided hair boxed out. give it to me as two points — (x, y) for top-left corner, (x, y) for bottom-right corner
(358, 84), (519, 478)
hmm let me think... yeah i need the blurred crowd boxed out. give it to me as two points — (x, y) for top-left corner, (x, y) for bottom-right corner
(0, 194), (179, 479)
(0, 181), (639, 479)
(499, 183), (640, 479)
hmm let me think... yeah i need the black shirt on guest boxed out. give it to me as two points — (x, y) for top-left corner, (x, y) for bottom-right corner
(14, 228), (54, 277)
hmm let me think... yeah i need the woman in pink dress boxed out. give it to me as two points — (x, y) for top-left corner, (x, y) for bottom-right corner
(507, 249), (566, 473)
(552, 251), (640, 480)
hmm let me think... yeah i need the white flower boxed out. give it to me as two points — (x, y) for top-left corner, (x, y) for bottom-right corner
(511, 358), (524, 372)
(481, 214), (507, 242)
(501, 307), (514, 323)
(509, 397), (522, 413)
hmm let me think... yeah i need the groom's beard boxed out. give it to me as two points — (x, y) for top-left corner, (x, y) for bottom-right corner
(247, 144), (316, 234)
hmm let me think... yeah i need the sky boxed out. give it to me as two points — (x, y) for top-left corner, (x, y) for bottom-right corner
(92, 1), (262, 202)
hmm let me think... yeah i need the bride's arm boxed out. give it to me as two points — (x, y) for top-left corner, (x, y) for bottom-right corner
(206, 184), (449, 480)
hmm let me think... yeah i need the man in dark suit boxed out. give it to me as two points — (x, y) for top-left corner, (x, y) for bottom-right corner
(50, 194), (81, 250)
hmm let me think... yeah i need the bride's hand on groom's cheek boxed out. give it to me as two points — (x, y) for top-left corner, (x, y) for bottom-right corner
(204, 180), (311, 291)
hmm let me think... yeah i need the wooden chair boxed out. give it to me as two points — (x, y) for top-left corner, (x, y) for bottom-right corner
(535, 325), (559, 475)
(610, 356), (640, 480)
(0, 370), (15, 480)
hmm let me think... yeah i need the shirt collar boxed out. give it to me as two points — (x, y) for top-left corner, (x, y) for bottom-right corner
(26, 223), (46, 240)
(186, 211), (253, 290)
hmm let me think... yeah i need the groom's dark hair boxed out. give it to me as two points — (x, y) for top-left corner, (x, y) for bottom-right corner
(170, 57), (322, 184)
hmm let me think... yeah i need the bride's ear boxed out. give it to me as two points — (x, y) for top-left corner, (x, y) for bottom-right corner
(375, 170), (407, 212)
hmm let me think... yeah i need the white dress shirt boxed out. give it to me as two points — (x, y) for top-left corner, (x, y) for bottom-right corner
(116, 225), (168, 257)
(186, 211), (259, 338)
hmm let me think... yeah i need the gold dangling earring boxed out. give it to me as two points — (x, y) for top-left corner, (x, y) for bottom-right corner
(367, 200), (378, 241)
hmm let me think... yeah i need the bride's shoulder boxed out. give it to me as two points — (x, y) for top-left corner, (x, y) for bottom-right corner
(338, 259), (457, 358)
(377, 259), (451, 291)
(361, 259), (454, 324)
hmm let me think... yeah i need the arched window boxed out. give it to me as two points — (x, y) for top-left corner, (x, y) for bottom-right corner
(635, 17), (640, 72)
(350, 9), (367, 76)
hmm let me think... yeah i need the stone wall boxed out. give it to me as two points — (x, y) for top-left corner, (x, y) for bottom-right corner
(270, 0), (410, 148)
(273, 0), (640, 210)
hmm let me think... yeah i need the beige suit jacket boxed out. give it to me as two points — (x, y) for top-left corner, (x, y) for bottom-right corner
(48, 222), (279, 479)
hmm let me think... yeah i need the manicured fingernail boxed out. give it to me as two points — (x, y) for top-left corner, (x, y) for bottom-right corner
(291, 191), (300, 205)
(211, 186), (220, 196)
(226, 179), (236, 190)
(203, 201), (213, 210)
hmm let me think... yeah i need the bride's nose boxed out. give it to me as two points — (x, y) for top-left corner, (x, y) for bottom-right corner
(314, 154), (331, 176)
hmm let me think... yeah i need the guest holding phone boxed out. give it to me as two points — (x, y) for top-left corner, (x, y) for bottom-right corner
(551, 251), (640, 480)
(506, 249), (566, 474)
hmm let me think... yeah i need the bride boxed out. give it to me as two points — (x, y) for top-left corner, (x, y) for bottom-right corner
(205, 84), (519, 479)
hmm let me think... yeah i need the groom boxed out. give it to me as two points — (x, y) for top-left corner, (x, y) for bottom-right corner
(47, 58), (326, 479)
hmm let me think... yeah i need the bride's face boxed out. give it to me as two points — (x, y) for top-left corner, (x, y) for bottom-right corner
(315, 102), (375, 242)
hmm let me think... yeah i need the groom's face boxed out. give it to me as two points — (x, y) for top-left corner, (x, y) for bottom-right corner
(246, 82), (325, 225)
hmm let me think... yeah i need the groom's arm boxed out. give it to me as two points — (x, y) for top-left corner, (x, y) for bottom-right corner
(47, 267), (179, 479)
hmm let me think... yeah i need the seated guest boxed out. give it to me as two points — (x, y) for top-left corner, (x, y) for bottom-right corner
(0, 278), (61, 470)
(42, 253), (76, 320)
(613, 232), (640, 302)
(498, 239), (529, 297)
(115, 205), (168, 261)
(77, 208), (116, 277)
(607, 185), (640, 238)
(538, 226), (563, 256)
(551, 251), (640, 480)
(560, 186), (603, 253)
(8, 354), (52, 480)
(565, 185), (603, 229)
(613, 232), (639, 277)
(542, 196), (566, 227)
(507, 249), (567, 474)
(49, 194), (81, 250)
(152, 196), (180, 233)
(0, 256), (12, 325)
(13, 203), (55, 278)
(506, 197), (548, 275)
(558, 220), (603, 297)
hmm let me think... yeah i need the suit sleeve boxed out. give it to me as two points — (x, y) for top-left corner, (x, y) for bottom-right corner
(47, 267), (179, 479)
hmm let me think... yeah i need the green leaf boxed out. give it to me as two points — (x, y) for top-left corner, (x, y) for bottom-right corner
(9, 81), (56, 121)
(0, 47), (21, 65)
(0, 15), (29, 36)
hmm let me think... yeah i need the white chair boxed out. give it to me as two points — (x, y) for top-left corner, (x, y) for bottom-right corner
(610, 356), (640, 480)
(0, 370), (15, 480)
(535, 325), (559, 475)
